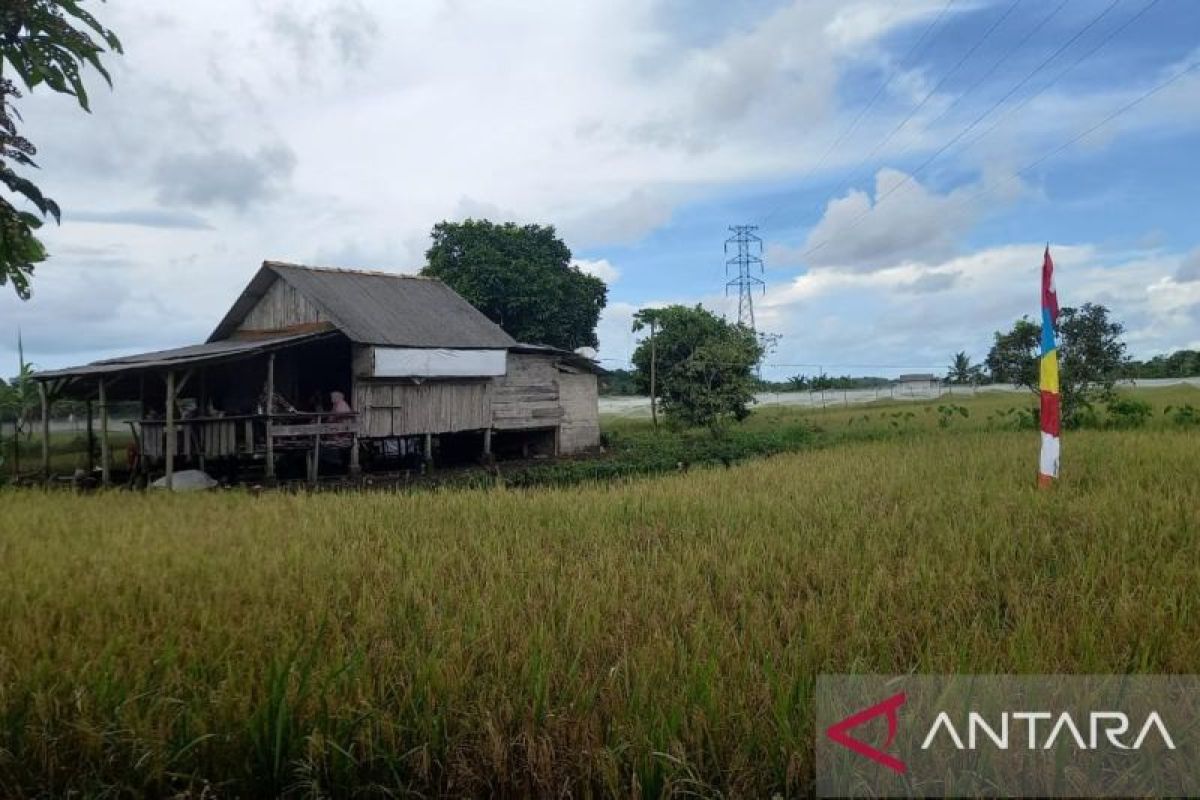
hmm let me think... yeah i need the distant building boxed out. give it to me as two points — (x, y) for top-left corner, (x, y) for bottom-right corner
(35, 262), (602, 484)
(894, 373), (940, 395)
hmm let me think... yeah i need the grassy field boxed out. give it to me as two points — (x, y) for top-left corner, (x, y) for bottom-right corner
(1, 386), (1198, 797)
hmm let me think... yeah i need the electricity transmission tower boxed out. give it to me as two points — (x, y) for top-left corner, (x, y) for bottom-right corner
(724, 225), (765, 331)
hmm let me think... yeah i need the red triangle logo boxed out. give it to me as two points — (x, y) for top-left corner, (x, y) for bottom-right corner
(825, 691), (907, 774)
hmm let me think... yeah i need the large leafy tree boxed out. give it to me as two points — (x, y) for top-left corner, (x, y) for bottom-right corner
(1, 0), (121, 298)
(986, 303), (1129, 423)
(422, 219), (607, 350)
(630, 304), (763, 433)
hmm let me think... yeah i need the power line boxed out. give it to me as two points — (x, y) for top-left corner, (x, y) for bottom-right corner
(955, 0), (1163, 156)
(800, 0), (1130, 262)
(828, 0), (1024, 204)
(920, 0), (1070, 133)
(761, 0), (954, 226)
(801, 54), (1199, 263)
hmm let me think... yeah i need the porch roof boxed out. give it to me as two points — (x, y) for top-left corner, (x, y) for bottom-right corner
(34, 329), (338, 383)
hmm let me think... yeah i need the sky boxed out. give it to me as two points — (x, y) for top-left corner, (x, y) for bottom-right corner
(2, 0), (1199, 380)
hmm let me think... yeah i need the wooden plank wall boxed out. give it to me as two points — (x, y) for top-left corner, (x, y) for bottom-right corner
(237, 277), (328, 332)
(357, 380), (492, 436)
(490, 354), (563, 431)
(557, 369), (601, 453)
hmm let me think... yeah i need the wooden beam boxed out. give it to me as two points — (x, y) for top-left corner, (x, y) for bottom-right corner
(483, 427), (492, 457)
(165, 370), (176, 491)
(39, 381), (49, 481)
(265, 353), (276, 481)
(423, 432), (433, 466)
(99, 378), (110, 486)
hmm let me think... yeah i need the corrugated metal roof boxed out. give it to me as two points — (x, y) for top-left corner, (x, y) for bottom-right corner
(35, 330), (335, 381)
(510, 343), (605, 374)
(208, 262), (517, 349)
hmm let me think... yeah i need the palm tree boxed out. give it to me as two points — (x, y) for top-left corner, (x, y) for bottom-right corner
(946, 351), (973, 385)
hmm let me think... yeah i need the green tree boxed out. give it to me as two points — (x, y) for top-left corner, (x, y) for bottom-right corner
(986, 303), (1129, 424)
(630, 305), (763, 433)
(946, 351), (973, 384)
(1, 1), (122, 298)
(422, 219), (607, 350)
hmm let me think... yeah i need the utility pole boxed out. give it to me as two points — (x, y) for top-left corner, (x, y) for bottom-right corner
(649, 317), (658, 430)
(724, 225), (765, 331)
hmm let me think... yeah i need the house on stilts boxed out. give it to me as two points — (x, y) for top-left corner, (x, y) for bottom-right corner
(33, 262), (602, 486)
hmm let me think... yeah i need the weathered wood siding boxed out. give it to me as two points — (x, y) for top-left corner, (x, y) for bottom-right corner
(237, 277), (328, 332)
(491, 353), (563, 431)
(356, 380), (492, 436)
(557, 369), (600, 453)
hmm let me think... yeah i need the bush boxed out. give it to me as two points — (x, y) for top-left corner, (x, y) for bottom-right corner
(1104, 398), (1152, 429)
(1166, 404), (1200, 427)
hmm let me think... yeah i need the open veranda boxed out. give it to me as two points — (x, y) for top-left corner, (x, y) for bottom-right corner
(1, 386), (1197, 797)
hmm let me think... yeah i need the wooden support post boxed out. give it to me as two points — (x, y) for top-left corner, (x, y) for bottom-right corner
(99, 378), (110, 486)
(310, 416), (321, 486)
(483, 427), (492, 458)
(197, 371), (207, 473)
(39, 381), (49, 481)
(165, 370), (176, 491)
(265, 353), (276, 481)
(423, 432), (433, 466)
(85, 398), (95, 473)
(348, 432), (361, 476)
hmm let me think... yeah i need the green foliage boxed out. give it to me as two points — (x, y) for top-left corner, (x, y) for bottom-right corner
(630, 305), (763, 433)
(598, 368), (638, 396)
(936, 403), (970, 427)
(1164, 404), (1200, 427)
(421, 219), (607, 350)
(1, 1), (121, 298)
(985, 304), (1128, 425)
(1127, 349), (1200, 379)
(1103, 397), (1152, 429)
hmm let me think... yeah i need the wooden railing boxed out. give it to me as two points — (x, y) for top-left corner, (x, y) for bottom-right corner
(139, 412), (359, 461)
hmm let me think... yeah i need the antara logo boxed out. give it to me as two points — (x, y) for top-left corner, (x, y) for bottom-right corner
(920, 711), (1176, 751)
(826, 692), (1177, 773)
(825, 692), (908, 774)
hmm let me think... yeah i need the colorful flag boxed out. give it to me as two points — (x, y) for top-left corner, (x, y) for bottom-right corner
(1038, 246), (1060, 487)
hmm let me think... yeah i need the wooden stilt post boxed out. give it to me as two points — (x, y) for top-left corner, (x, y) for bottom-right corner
(310, 415), (321, 486)
(99, 378), (110, 486)
(39, 381), (49, 481)
(483, 427), (492, 458)
(265, 353), (276, 482)
(197, 370), (207, 473)
(165, 370), (176, 491)
(86, 398), (95, 473)
(423, 432), (433, 466)
(348, 431), (361, 476)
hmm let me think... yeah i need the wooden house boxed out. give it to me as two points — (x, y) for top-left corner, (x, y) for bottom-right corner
(34, 262), (602, 486)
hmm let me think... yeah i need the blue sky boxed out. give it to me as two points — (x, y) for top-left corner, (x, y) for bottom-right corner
(3, 0), (1199, 379)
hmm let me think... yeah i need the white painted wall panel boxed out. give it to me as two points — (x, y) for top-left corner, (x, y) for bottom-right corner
(370, 348), (507, 378)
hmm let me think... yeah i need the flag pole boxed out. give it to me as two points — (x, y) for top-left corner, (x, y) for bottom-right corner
(1037, 245), (1060, 487)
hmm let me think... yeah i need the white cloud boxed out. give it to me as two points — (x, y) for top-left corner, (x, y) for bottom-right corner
(1177, 248), (1200, 283)
(796, 168), (1005, 271)
(573, 258), (620, 284)
(3, 0), (1199, 373)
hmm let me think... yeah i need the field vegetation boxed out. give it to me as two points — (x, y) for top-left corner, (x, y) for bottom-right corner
(0, 386), (1197, 796)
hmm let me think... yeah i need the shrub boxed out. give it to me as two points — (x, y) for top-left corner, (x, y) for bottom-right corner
(1105, 398), (1152, 429)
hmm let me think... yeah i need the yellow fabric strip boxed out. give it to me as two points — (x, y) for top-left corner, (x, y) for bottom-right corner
(1040, 350), (1059, 394)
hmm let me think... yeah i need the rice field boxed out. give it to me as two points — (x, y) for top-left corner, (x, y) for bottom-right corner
(0, 388), (1198, 797)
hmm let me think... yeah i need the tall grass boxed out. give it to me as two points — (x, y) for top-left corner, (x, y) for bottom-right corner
(0, 392), (1197, 796)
